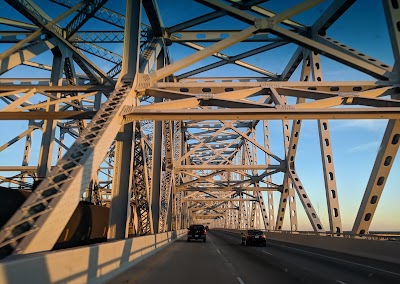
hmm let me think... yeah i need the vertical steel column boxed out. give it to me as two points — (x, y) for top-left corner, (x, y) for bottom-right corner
(22, 121), (36, 184)
(281, 96), (298, 232)
(22, 122), (34, 168)
(108, 0), (142, 240)
(94, 92), (102, 111)
(287, 182), (297, 231)
(131, 123), (153, 235)
(250, 193), (256, 228)
(36, 47), (63, 185)
(150, 48), (165, 232)
(155, 49), (174, 233)
(160, 120), (173, 232)
(275, 92), (299, 231)
(245, 135), (269, 230)
(255, 202), (261, 229)
(238, 197), (243, 229)
(173, 120), (183, 230)
(234, 201), (239, 229)
(286, 51), (324, 233)
(108, 121), (135, 240)
(232, 206), (236, 229)
(228, 205), (232, 229)
(237, 147), (246, 229)
(311, 52), (342, 234)
(245, 197), (250, 229)
(264, 120), (274, 230)
(248, 135), (257, 229)
(182, 139), (191, 229)
(251, 128), (259, 229)
(285, 58), (326, 233)
(151, 119), (162, 233)
(56, 129), (65, 162)
(167, 190), (173, 231)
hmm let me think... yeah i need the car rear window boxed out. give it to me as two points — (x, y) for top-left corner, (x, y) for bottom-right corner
(248, 230), (263, 235)
(190, 225), (205, 230)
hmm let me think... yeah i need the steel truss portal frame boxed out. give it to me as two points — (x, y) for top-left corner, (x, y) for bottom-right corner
(0, 0), (399, 258)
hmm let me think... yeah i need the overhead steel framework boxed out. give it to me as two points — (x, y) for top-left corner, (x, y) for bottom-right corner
(0, 0), (399, 258)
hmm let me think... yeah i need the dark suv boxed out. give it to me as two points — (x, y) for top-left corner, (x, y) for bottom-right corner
(241, 229), (266, 246)
(187, 224), (206, 242)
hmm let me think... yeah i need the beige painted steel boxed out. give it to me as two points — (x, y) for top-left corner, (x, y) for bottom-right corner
(149, 25), (258, 83)
(352, 119), (400, 234)
(125, 108), (400, 121)
(0, 0), (399, 261)
(311, 51), (343, 234)
(276, 50), (309, 231)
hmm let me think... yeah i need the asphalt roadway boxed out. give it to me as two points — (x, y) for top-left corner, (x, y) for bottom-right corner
(107, 229), (400, 284)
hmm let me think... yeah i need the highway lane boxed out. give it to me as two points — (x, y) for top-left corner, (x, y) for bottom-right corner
(107, 232), (298, 284)
(108, 230), (400, 284)
(211, 230), (400, 284)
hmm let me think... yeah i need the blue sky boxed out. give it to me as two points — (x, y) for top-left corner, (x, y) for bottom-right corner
(0, 0), (398, 231)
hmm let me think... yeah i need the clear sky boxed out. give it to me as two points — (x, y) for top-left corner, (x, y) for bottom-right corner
(0, 0), (398, 232)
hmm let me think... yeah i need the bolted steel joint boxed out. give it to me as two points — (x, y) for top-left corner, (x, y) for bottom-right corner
(254, 18), (275, 30)
(134, 73), (153, 96)
(275, 105), (295, 110)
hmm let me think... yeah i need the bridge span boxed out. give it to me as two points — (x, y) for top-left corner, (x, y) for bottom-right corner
(1, 0), (400, 283)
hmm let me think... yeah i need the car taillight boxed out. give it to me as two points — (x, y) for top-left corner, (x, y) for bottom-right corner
(204, 230), (207, 234)
(262, 235), (266, 239)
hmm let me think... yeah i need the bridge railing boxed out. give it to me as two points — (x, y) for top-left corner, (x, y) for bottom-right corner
(0, 229), (186, 284)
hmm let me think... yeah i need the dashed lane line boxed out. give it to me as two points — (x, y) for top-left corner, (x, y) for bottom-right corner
(336, 281), (347, 284)
(210, 236), (246, 284)
(262, 250), (273, 256)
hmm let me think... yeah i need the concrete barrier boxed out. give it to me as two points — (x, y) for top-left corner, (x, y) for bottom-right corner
(218, 229), (400, 265)
(265, 231), (400, 265)
(0, 229), (186, 284)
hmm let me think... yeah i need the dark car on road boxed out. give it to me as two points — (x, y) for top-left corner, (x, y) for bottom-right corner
(241, 229), (266, 246)
(187, 224), (206, 242)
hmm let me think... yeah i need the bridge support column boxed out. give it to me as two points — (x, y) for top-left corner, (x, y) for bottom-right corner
(108, 0), (142, 240)
(36, 47), (64, 185)
(310, 51), (342, 234)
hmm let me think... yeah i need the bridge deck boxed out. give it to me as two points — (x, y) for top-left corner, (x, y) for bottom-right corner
(108, 230), (400, 284)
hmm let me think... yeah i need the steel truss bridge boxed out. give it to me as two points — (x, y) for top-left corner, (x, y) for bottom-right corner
(0, 0), (399, 265)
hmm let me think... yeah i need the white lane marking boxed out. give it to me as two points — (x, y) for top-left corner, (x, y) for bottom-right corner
(273, 243), (400, 277)
(262, 250), (273, 256)
(211, 233), (246, 283)
(210, 240), (223, 256)
(336, 281), (347, 284)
